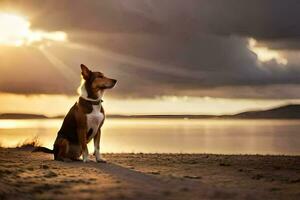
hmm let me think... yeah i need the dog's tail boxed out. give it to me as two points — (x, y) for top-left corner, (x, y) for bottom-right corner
(32, 147), (53, 154)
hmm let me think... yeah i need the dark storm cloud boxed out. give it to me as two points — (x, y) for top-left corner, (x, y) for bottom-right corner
(5, 0), (300, 40)
(0, 0), (300, 98)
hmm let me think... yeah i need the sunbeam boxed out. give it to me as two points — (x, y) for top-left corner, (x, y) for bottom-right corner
(64, 42), (204, 79)
(39, 45), (78, 83)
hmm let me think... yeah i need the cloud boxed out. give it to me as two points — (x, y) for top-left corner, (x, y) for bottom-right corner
(0, 0), (300, 99)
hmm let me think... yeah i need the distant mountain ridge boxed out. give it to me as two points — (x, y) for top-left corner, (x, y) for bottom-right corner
(0, 113), (47, 119)
(229, 104), (300, 119)
(0, 104), (299, 119)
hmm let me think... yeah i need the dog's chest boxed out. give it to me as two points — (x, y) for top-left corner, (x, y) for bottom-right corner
(86, 105), (104, 141)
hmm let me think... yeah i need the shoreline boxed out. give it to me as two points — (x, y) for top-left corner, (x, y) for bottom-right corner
(2, 148), (300, 157)
(2, 117), (300, 120)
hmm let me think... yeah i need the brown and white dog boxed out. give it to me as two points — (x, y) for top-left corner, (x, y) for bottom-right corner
(51, 64), (116, 162)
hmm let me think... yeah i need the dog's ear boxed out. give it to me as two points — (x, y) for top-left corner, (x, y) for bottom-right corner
(80, 64), (91, 80)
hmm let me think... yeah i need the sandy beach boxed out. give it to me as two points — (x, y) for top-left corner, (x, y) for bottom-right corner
(0, 148), (299, 200)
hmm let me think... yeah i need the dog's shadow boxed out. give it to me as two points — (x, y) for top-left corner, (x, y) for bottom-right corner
(61, 160), (163, 187)
(48, 157), (210, 198)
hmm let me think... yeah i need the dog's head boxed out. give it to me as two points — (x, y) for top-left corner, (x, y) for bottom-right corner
(80, 64), (117, 90)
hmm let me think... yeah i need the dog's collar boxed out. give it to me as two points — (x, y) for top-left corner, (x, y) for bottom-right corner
(79, 96), (103, 105)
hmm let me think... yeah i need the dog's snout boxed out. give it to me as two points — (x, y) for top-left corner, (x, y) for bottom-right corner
(112, 79), (117, 85)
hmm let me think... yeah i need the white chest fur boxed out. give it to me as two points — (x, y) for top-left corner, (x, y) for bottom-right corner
(86, 105), (104, 142)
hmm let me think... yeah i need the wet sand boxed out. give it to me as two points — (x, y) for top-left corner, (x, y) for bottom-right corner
(0, 148), (299, 200)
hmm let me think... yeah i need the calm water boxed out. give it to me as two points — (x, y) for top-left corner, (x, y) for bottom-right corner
(0, 119), (299, 155)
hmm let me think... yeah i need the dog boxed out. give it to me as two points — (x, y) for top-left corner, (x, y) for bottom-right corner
(35, 64), (116, 162)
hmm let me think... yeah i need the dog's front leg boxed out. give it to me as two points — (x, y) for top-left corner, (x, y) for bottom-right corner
(94, 129), (105, 163)
(78, 128), (89, 162)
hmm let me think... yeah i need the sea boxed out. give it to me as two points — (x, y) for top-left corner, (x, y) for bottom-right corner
(0, 118), (299, 155)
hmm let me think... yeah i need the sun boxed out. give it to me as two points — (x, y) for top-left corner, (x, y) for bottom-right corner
(0, 12), (67, 47)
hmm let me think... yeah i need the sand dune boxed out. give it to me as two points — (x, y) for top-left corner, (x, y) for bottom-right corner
(0, 148), (299, 200)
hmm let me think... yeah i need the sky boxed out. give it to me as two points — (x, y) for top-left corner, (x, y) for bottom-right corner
(0, 0), (300, 116)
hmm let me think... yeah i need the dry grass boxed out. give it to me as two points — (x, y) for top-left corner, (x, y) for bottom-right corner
(17, 136), (41, 148)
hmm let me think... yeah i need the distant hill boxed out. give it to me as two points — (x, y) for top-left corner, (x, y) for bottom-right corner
(0, 104), (299, 119)
(107, 114), (215, 119)
(228, 104), (300, 119)
(0, 113), (48, 119)
(109, 104), (300, 119)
